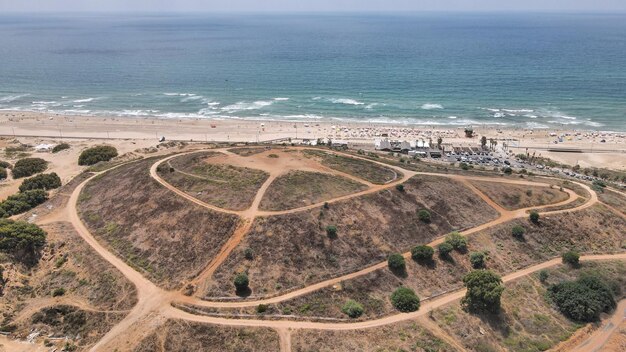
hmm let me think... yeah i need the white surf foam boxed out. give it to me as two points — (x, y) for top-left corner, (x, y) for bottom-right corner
(273, 97), (289, 101)
(329, 98), (364, 105)
(0, 94), (29, 103)
(73, 98), (96, 103)
(221, 100), (274, 113)
(421, 103), (444, 110)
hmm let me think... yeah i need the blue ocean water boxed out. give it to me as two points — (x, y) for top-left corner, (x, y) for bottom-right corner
(0, 13), (625, 130)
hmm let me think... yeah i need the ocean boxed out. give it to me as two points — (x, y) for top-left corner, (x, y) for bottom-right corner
(0, 13), (625, 131)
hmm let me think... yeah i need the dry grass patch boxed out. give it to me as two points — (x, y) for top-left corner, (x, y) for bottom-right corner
(159, 152), (269, 210)
(599, 189), (626, 215)
(292, 321), (456, 352)
(471, 180), (569, 210)
(79, 157), (240, 289)
(228, 146), (274, 156)
(133, 319), (279, 352)
(304, 150), (398, 184)
(259, 170), (368, 211)
(206, 175), (498, 298)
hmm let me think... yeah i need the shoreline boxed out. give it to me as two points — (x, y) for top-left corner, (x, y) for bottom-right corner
(2, 110), (625, 170)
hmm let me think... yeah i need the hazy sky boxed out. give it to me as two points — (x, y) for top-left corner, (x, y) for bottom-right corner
(1, 0), (625, 13)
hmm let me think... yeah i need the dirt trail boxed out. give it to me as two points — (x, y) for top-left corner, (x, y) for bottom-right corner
(37, 147), (609, 352)
(167, 254), (626, 331)
(570, 299), (626, 352)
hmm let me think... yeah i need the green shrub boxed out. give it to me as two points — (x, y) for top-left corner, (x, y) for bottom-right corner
(511, 225), (525, 239)
(462, 270), (504, 313)
(341, 299), (364, 318)
(445, 232), (467, 252)
(0, 168), (6, 180)
(12, 158), (48, 178)
(387, 253), (406, 273)
(529, 210), (540, 224)
(395, 184), (405, 192)
(548, 276), (616, 322)
(460, 162), (469, 170)
(0, 219), (47, 263)
(52, 143), (70, 153)
(390, 287), (420, 312)
(0, 189), (49, 217)
(243, 248), (254, 260)
(19, 173), (61, 192)
(326, 225), (337, 239)
(256, 304), (268, 314)
(233, 272), (249, 291)
(411, 245), (434, 264)
(562, 250), (580, 266)
(0, 161), (11, 169)
(539, 270), (549, 283)
(503, 167), (513, 175)
(469, 252), (486, 269)
(438, 242), (454, 258)
(52, 287), (66, 297)
(417, 209), (431, 223)
(78, 145), (118, 166)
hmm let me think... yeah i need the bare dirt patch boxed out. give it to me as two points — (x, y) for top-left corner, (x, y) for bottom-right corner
(304, 150), (398, 184)
(205, 175), (498, 298)
(259, 170), (368, 211)
(78, 157), (240, 289)
(291, 320), (457, 352)
(470, 180), (569, 210)
(159, 152), (269, 210)
(133, 319), (279, 352)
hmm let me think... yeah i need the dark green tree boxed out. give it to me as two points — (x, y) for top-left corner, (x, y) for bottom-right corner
(461, 270), (504, 313)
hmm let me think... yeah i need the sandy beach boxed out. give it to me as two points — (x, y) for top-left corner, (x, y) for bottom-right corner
(1, 111), (625, 170)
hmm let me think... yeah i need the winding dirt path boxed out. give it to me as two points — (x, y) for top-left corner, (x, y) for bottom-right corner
(29, 147), (609, 351)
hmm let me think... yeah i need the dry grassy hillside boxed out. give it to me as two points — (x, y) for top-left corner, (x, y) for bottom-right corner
(78, 157), (240, 289)
(206, 175), (498, 297)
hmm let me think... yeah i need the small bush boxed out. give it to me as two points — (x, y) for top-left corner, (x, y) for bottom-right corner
(52, 287), (66, 297)
(390, 287), (420, 312)
(341, 299), (364, 318)
(12, 158), (48, 178)
(395, 184), (405, 192)
(469, 252), (486, 269)
(503, 167), (513, 175)
(529, 210), (540, 224)
(411, 245), (434, 264)
(78, 145), (118, 166)
(438, 242), (454, 258)
(511, 225), (525, 239)
(445, 232), (467, 252)
(256, 304), (268, 314)
(539, 270), (549, 283)
(417, 209), (431, 223)
(233, 272), (249, 291)
(0, 161), (11, 169)
(326, 225), (337, 239)
(562, 251), (580, 267)
(0, 168), (6, 180)
(460, 162), (470, 170)
(52, 143), (70, 153)
(19, 173), (61, 192)
(387, 253), (406, 273)
(243, 248), (254, 260)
